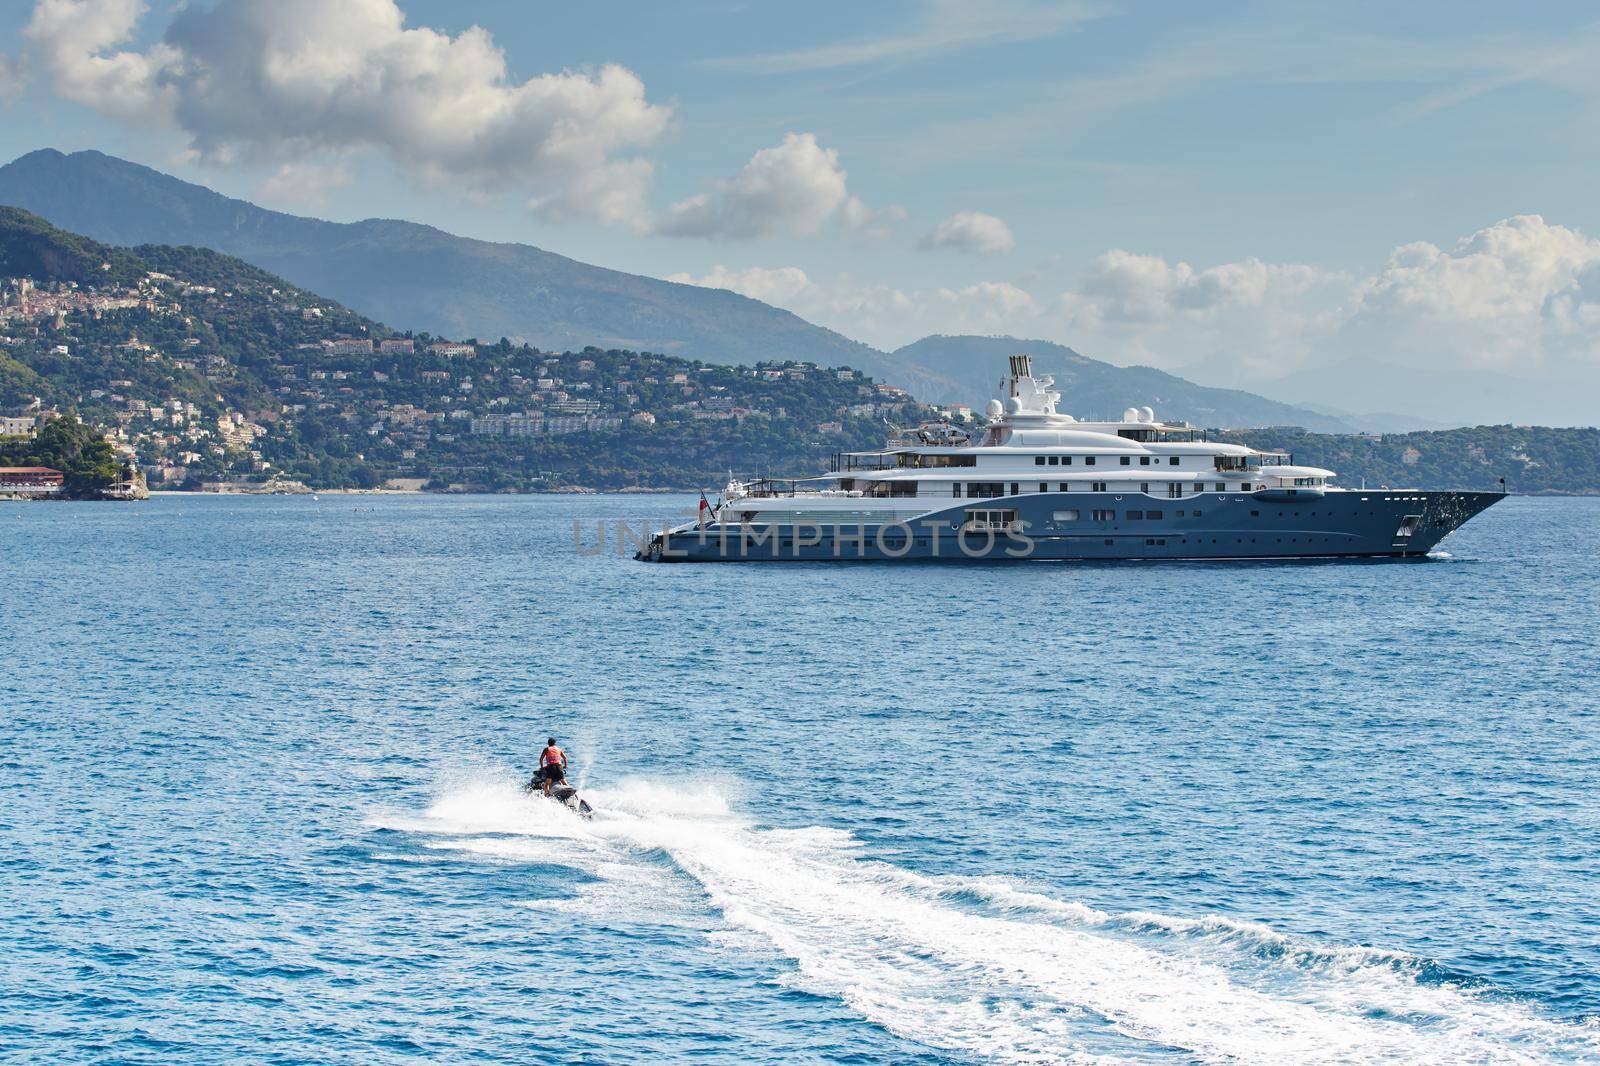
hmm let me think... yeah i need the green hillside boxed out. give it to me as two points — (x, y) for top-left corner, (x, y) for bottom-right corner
(0, 412), (126, 498)
(1220, 426), (1600, 496)
(0, 208), (919, 490)
(0, 205), (143, 287)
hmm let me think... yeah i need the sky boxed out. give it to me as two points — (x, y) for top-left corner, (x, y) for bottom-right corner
(2, 0), (1599, 422)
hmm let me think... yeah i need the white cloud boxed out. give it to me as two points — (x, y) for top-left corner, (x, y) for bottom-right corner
(666, 217), (1600, 381)
(529, 157), (657, 230)
(12, 0), (672, 224)
(920, 211), (1016, 255)
(656, 132), (882, 240)
(255, 162), (353, 209)
(666, 264), (814, 306)
(1345, 214), (1600, 367)
(21, 0), (177, 122)
(1066, 250), (1337, 323)
(8, 1), (906, 240)
(1054, 216), (1600, 390)
(1053, 251), (1351, 379)
(667, 264), (1035, 348)
(839, 197), (908, 241)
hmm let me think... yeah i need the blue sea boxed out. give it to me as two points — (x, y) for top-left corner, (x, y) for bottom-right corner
(4, 493), (1599, 1063)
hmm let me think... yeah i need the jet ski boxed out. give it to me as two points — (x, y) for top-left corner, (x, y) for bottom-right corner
(523, 777), (594, 820)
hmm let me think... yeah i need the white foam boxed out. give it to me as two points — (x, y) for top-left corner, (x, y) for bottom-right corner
(422, 835), (595, 867)
(365, 775), (590, 839)
(372, 775), (1599, 1064)
(586, 776), (737, 820)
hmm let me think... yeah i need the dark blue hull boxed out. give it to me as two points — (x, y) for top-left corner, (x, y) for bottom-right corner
(639, 490), (1504, 562)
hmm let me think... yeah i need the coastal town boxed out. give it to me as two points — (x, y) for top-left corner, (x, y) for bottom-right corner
(0, 252), (935, 493)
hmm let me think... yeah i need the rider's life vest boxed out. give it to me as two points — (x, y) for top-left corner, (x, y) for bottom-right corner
(541, 746), (564, 767)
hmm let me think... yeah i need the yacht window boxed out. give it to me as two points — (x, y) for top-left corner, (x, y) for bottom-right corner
(951, 483), (961, 498)
(1059, 483), (1071, 492)
(1091, 509), (1115, 521)
(1047, 456), (1059, 466)
(1062, 456), (1073, 466)
(1039, 482), (1048, 493)
(869, 481), (918, 497)
(1139, 456), (1151, 466)
(966, 482), (1004, 498)
(1147, 510), (1163, 520)
(965, 508), (1018, 531)
(1120, 456), (1131, 466)
(1053, 509), (1079, 522)
(1193, 510), (1202, 517)
(1214, 482), (1225, 492)
(1141, 482), (1149, 493)
(912, 454), (978, 469)
(1093, 481), (1107, 492)
(1177, 510), (1185, 517)
(1010, 482), (1020, 496)
(1035, 456), (1046, 466)
(1169, 457), (1180, 466)
(1167, 483), (1182, 498)
(1126, 510), (1144, 520)
(1084, 456), (1096, 466)
(1240, 483), (1251, 492)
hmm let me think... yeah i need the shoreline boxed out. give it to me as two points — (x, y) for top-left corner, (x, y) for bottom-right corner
(137, 486), (1600, 498)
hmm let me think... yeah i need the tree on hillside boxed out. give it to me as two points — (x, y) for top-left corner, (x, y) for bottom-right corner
(0, 413), (126, 497)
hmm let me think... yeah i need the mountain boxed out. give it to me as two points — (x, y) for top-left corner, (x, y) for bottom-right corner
(0, 207), (915, 491)
(0, 148), (892, 374)
(1279, 401), (1453, 434)
(890, 335), (1359, 432)
(0, 149), (1397, 433)
(0, 204), (143, 286)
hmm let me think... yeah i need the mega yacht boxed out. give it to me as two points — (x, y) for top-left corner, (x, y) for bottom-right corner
(638, 356), (1502, 562)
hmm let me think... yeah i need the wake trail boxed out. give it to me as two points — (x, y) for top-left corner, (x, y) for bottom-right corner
(369, 776), (1600, 1064)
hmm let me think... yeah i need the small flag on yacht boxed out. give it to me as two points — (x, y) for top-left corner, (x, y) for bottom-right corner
(698, 492), (710, 527)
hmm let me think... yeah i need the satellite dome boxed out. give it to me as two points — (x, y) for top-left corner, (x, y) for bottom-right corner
(985, 398), (1003, 418)
(1004, 396), (1022, 414)
(1140, 406), (1155, 423)
(1122, 407), (1140, 422)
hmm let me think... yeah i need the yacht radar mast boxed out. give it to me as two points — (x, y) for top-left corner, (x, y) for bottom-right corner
(1000, 354), (1061, 418)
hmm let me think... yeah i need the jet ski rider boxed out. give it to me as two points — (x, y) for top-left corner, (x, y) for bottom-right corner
(537, 737), (569, 796)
